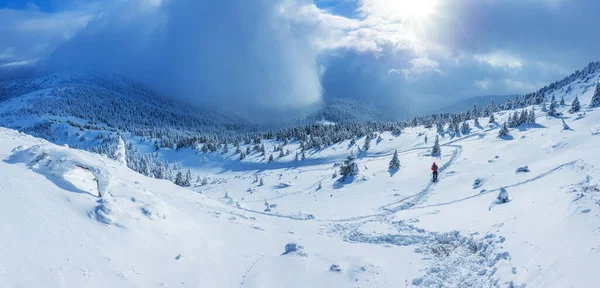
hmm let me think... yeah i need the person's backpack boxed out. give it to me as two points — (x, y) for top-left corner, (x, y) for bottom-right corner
(432, 164), (438, 171)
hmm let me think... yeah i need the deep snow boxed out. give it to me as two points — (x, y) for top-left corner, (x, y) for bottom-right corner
(2, 72), (600, 287)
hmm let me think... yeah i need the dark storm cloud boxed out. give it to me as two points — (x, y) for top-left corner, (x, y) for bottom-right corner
(45, 0), (323, 121)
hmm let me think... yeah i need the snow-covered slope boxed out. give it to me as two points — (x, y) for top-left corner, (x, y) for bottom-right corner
(3, 68), (600, 287)
(3, 62), (600, 288)
(0, 72), (252, 135)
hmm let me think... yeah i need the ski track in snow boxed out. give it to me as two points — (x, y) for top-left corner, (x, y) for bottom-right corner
(239, 255), (265, 288)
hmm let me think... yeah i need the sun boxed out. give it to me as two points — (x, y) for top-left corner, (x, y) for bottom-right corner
(367, 0), (439, 24)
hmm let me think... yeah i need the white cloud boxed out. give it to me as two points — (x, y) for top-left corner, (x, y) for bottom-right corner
(475, 78), (492, 89)
(503, 79), (538, 92)
(474, 51), (524, 69)
(389, 56), (441, 80)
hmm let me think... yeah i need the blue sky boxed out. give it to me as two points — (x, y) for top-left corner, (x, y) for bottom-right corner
(1, 0), (599, 119)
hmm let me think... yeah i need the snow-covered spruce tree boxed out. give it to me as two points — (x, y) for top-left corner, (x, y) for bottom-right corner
(436, 122), (444, 134)
(498, 122), (510, 138)
(548, 95), (559, 116)
(235, 146), (241, 154)
(339, 152), (359, 179)
(474, 117), (480, 127)
(222, 143), (229, 154)
(511, 111), (520, 127)
(294, 152), (299, 161)
(431, 135), (441, 156)
(591, 83), (600, 108)
(472, 104), (479, 119)
(245, 147), (251, 155)
(461, 121), (470, 134)
(259, 178), (264, 186)
(363, 134), (371, 151)
(541, 98), (548, 112)
(528, 108), (536, 124)
(239, 151), (246, 160)
(184, 169), (192, 187)
(519, 110), (528, 125)
(489, 113), (496, 124)
(424, 135), (428, 143)
(174, 171), (184, 186)
(279, 150), (284, 158)
(569, 96), (581, 113)
(389, 149), (400, 171)
(268, 154), (274, 162)
(301, 150), (306, 161)
(560, 95), (565, 106)
(114, 136), (127, 165)
(453, 122), (461, 137)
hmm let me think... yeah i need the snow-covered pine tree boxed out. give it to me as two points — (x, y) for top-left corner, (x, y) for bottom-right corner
(489, 113), (496, 123)
(541, 98), (548, 112)
(201, 177), (209, 186)
(239, 151), (246, 160)
(184, 169), (192, 187)
(519, 110), (528, 125)
(436, 122), (444, 134)
(453, 122), (461, 137)
(548, 95), (559, 116)
(363, 134), (371, 151)
(472, 104), (479, 119)
(246, 147), (251, 155)
(294, 152), (299, 161)
(424, 135), (428, 143)
(175, 171), (184, 186)
(591, 83), (600, 108)
(114, 136), (127, 165)
(498, 122), (510, 138)
(222, 143), (229, 154)
(301, 150), (306, 160)
(235, 146), (241, 154)
(569, 96), (581, 113)
(268, 154), (274, 162)
(474, 117), (480, 127)
(528, 108), (536, 124)
(461, 121), (470, 134)
(201, 143), (209, 153)
(339, 152), (359, 179)
(431, 135), (441, 156)
(560, 95), (565, 106)
(279, 150), (284, 158)
(259, 178), (264, 186)
(389, 149), (400, 171)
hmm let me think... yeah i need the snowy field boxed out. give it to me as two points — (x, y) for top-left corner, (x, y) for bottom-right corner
(2, 76), (600, 287)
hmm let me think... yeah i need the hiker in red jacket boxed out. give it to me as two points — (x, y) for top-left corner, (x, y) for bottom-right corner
(431, 162), (439, 183)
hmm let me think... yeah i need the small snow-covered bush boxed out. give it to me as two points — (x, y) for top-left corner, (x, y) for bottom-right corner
(473, 178), (483, 189)
(515, 166), (530, 173)
(329, 264), (341, 272)
(282, 242), (307, 256)
(497, 188), (509, 203)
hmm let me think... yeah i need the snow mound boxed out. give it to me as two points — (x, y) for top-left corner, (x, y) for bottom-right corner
(7, 144), (112, 197)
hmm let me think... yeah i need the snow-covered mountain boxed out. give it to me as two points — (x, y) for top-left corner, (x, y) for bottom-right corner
(295, 98), (398, 124)
(2, 62), (600, 287)
(0, 72), (254, 137)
